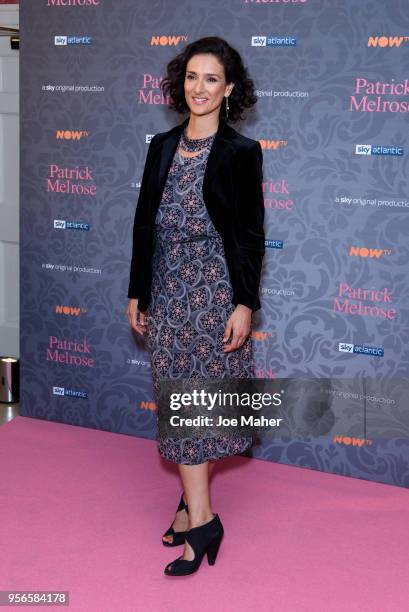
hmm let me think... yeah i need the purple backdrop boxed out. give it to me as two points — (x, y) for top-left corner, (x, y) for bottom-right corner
(20, 0), (409, 488)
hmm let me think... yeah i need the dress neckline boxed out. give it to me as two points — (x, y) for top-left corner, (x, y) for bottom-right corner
(179, 128), (216, 154)
(177, 148), (205, 163)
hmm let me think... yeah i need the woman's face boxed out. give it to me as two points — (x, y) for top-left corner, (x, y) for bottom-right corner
(184, 53), (234, 118)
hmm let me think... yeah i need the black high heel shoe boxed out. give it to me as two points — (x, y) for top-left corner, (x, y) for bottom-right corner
(164, 513), (224, 576)
(162, 493), (189, 547)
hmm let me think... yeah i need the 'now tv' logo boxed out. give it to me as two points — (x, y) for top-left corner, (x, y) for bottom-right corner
(258, 139), (288, 150)
(333, 435), (372, 447)
(56, 130), (89, 140)
(55, 305), (87, 316)
(140, 401), (156, 411)
(349, 246), (392, 258)
(151, 35), (188, 46)
(367, 36), (409, 48)
(251, 330), (274, 341)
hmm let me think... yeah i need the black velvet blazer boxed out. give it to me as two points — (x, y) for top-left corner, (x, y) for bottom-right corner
(127, 116), (265, 312)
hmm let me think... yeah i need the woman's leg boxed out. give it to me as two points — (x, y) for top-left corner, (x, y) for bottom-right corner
(162, 459), (217, 544)
(178, 461), (214, 561)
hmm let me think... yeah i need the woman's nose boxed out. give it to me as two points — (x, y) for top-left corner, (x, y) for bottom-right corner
(193, 81), (206, 93)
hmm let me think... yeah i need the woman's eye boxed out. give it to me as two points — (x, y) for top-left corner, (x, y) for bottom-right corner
(186, 75), (217, 82)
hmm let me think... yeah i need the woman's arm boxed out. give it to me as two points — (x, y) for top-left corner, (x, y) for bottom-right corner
(127, 135), (158, 299)
(223, 141), (265, 352)
(234, 141), (265, 312)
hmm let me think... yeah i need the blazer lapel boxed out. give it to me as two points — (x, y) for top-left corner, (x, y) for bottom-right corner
(152, 116), (234, 219)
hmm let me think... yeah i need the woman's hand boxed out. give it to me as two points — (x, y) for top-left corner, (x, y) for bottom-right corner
(223, 304), (252, 352)
(127, 298), (147, 336)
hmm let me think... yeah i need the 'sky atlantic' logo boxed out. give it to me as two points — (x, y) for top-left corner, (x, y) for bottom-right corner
(53, 386), (88, 398)
(355, 144), (404, 156)
(54, 219), (91, 231)
(338, 342), (384, 357)
(252, 36), (297, 46)
(54, 35), (93, 45)
(265, 239), (284, 249)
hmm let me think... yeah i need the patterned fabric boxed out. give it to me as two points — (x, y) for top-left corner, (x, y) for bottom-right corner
(145, 132), (254, 465)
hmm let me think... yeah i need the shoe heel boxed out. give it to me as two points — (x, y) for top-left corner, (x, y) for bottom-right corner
(207, 535), (222, 566)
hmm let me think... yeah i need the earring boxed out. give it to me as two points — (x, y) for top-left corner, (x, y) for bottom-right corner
(225, 96), (229, 119)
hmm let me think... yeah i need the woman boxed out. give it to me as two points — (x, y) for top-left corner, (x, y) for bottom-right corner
(126, 36), (265, 576)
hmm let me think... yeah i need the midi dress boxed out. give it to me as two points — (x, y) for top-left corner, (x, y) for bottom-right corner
(145, 128), (255, 465)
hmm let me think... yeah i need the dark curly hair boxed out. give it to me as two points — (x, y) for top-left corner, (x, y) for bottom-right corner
(160, 36), (258, 123)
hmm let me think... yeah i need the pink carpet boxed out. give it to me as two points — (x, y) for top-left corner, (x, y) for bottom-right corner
(0, 416), (408, 612)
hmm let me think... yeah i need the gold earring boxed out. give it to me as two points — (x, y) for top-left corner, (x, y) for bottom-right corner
(225, 96), (229, 119)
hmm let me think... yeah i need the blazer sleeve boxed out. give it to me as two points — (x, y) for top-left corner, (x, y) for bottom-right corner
(234, 141), (265, 312)
(127, 135), (157, 299)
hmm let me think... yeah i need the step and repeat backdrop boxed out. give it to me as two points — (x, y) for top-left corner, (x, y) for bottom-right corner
(20, 0), (409, 488)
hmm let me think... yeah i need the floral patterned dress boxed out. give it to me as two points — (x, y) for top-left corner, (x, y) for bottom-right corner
(145, 130), (255, 465)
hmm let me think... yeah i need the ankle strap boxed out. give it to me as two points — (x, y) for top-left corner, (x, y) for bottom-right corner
(177, 493), (189, 514)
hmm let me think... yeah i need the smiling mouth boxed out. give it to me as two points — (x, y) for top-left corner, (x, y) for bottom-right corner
(192, 97), (208, 103)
